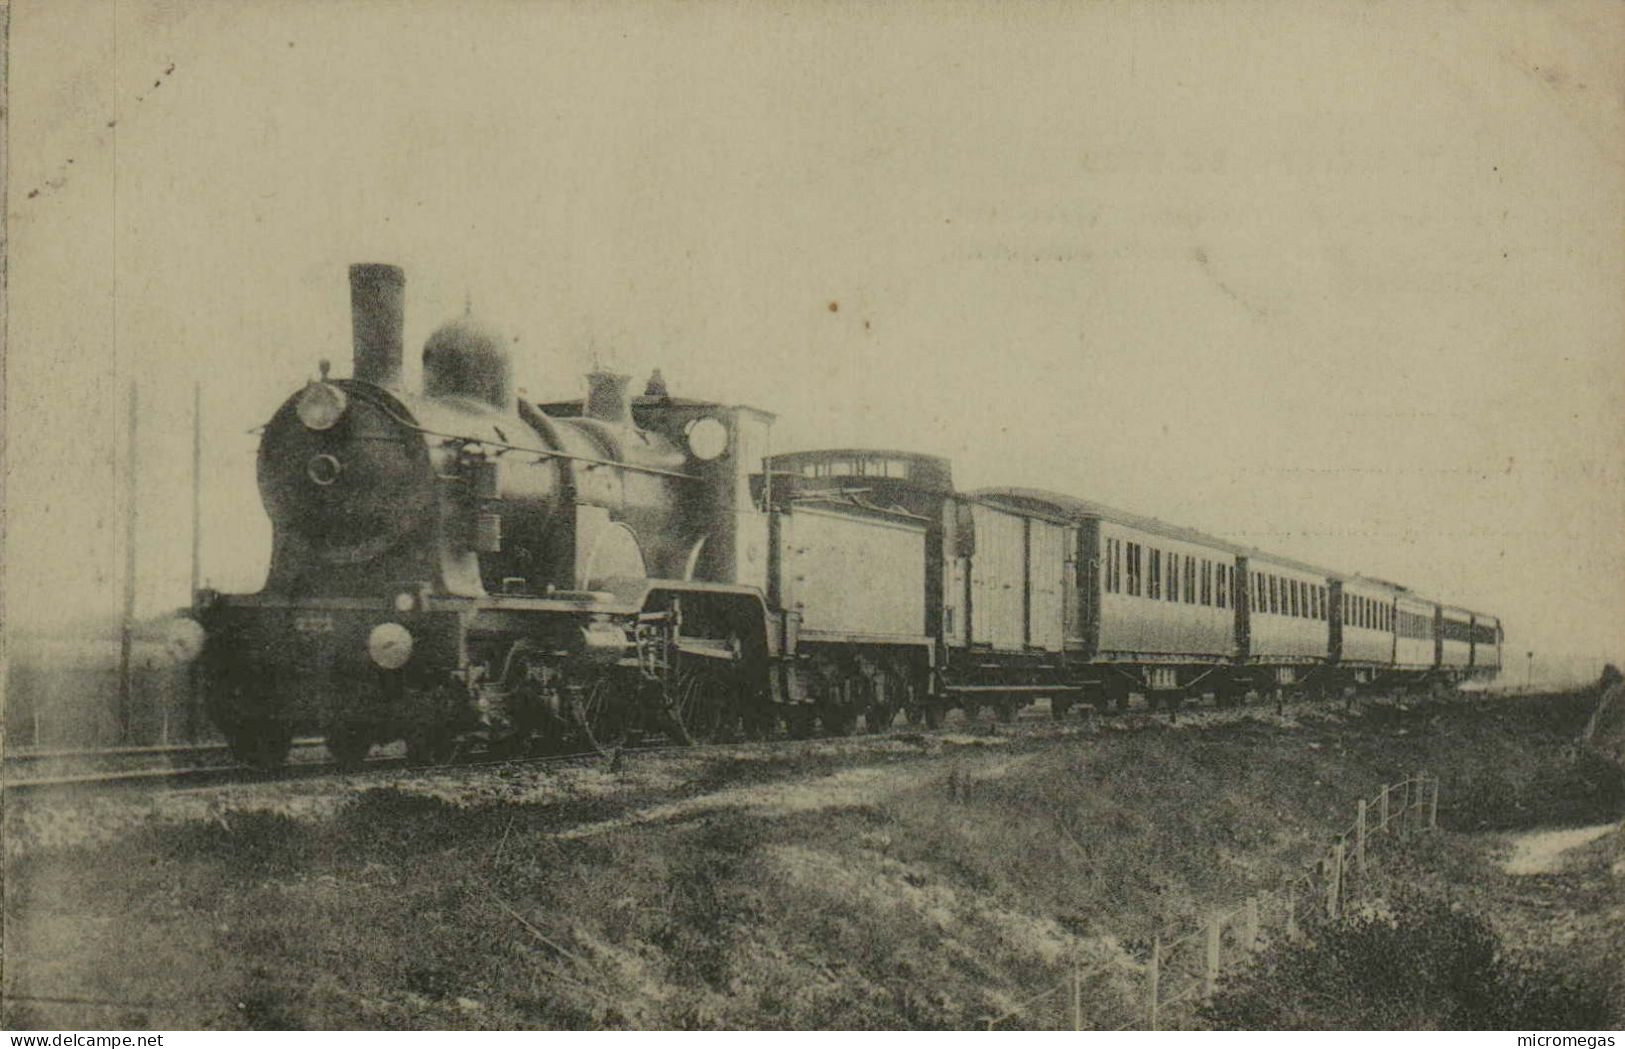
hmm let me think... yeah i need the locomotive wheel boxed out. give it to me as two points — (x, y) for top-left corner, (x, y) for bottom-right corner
(995, 701), (1017, 724)
(921, 702), (945, 730)
(1051, 698), (1074, 719)
(863, 701), (896, 733)
(819, 701), (857, 736)
(667, 662), (742, 745)
(740, 696), (778, 741)
(404, 729), (456, 766)
(784, 705), (818, 739)
(326, 723), (372, 770)
(227, 720), (293, 771)
(572, 672), (636, 758)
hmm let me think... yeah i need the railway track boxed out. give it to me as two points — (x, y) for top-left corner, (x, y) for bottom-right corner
(0, 689), (1408, 797)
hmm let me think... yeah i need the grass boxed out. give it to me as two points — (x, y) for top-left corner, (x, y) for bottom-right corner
(4, 688), (1620, 1029)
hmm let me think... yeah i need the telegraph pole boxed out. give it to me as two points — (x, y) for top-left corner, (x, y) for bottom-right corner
(1525, 650), (1533, 693)
(118, 383), (139, 742)
(191, 382), (202, 594)
(188, 381), (203, 739)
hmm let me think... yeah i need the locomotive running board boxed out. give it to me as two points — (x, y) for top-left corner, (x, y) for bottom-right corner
(944, 684), (1086, 693)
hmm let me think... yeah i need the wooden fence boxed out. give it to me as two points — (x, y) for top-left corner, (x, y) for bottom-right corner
(985, 771), (1441, 1031)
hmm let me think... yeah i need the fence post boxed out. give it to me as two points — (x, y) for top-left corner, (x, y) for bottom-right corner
(1379, 782), (1390, 834)
(1355, 797), (1367, 874)
(1416, 770), (1428, 830)
(1243, 895), (1260, 949)
(1147, 935), (1161, 1031)
(1204, 912), (1222, 998)
(1429, 776), (1439, 830)
(1326, 841), (1344, 919)
(1072, 956), (1083, 1031)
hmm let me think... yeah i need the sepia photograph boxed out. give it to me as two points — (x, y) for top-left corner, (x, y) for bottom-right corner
(3, 0), (1622, 1036)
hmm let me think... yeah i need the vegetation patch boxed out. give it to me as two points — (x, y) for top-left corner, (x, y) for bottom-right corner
(4, 689), (1619, 1029)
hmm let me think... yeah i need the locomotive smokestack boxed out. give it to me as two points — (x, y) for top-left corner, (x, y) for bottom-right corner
(349, 263), (405, 387)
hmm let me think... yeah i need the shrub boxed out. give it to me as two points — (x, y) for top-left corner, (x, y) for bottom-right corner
(1202, 895), (1614, 1030)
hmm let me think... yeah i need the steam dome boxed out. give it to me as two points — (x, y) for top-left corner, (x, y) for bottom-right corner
(422, 315), (514, 410)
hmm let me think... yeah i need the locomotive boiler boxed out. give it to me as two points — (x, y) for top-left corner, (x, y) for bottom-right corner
(197, 264), (779, 767)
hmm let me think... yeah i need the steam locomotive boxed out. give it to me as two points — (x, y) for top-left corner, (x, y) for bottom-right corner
(194, 263), (1502, 768)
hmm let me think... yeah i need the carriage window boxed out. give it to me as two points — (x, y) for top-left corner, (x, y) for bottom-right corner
(1166, 554), (1178, 602)
(1201, 560), (1212, 606)
(1216, 564), (1228, 608)
(1185, 558), (1196, 604)
(1149, 549), (1162, 600)
(1126, 543), (1142, 597)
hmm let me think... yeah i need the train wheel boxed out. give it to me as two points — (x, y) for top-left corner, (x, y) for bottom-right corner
(863, 701), (896, 733)
(403, 729), (455, 766)
(573, 672), (635, 758)
(818, 702), (857, 736)
(1051, 698), (1074, 720)
(995, 701), (1017, 724)
(785, 705), (818, 739)
(740, 697), (778, 742)
(326, 723), (372, 770)
(228, 720), (292, 771)
(667, 662), (742, 745)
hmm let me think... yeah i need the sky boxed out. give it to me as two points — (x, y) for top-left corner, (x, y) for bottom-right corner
(7, 0), (1623, 672)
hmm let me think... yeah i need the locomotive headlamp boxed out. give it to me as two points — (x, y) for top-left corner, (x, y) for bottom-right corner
(296, 381), (348, 431)
(162, 617), (207, 665)
(367, 622), (414, 670)
(684, 416), (729, 461)
(394, 591), (417, 613)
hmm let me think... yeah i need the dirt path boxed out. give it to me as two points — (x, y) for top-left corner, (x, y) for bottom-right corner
(1500, 821), (1622, 875)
